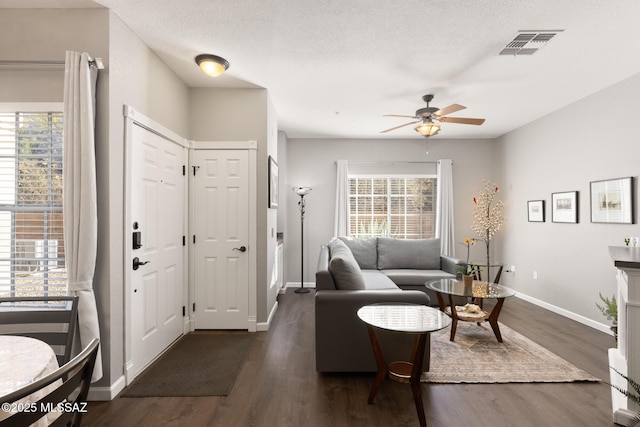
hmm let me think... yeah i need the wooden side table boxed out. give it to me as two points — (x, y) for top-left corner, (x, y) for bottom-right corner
(357, 304), (451, 427)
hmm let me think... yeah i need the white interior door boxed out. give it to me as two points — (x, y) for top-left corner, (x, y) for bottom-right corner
(192, 149), (249, 329)
(129, 124), (186, 378)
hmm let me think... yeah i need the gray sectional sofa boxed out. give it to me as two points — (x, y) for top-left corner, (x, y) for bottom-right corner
(314, 236), (464, 373)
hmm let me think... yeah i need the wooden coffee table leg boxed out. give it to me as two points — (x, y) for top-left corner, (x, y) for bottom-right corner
(410, 333), (428, 427)
(447, 294), (458, 342)
(365, 325), (388, 403)
(488, 298), (506, 343)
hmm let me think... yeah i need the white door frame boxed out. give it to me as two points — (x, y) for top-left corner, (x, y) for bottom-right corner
(188, 141), (258, 332)
(123, 105), (190, 384)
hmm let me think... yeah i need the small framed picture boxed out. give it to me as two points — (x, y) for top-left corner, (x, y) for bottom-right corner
(590, 177), (634, 224)
(552, 191), (579, 223)
(268, 156), (279, 208)
(527, 200), (545, 222)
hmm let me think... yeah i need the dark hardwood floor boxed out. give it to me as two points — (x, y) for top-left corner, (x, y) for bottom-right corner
(84, 290), (616, 426)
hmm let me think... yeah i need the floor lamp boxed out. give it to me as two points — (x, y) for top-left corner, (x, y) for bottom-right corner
(293, 186), (311, 294)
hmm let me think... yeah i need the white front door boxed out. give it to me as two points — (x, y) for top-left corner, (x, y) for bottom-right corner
(129, 124), (186, 378)
(192, 149), (249, 329)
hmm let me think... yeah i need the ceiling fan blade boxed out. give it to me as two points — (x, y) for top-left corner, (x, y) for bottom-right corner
(380, 120), (420, 133)
(434, 104), (466, 117)
(438, 116), (485, 125)
(383, 114), (417, 118)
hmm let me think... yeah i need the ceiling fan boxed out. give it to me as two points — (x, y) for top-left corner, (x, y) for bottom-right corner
(381, 94), (485, 137)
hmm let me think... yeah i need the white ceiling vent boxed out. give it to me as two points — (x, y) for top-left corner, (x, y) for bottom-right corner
(499, 30), (563, 56)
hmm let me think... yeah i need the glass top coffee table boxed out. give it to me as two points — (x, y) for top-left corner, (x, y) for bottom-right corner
(426, 278), (516, 343)
(357, 303), (450, 427)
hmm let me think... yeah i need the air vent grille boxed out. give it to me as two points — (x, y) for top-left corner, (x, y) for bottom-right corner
(499, 30), (563, 56)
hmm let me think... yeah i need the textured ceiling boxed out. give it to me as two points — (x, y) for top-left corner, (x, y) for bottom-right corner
(4, 0), (640, 139)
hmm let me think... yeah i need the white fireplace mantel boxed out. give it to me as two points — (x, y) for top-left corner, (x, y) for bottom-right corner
(609, 246), (640, 426)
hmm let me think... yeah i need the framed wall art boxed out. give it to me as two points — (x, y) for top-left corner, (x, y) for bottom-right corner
(590, 177), (634, 224)
(268, 155), (279, 208)
(552, 191), (578, 223)
(527, 200), (545, 222)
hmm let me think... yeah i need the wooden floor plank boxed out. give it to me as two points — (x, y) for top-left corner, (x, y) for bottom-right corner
(84, 290), (617, 426)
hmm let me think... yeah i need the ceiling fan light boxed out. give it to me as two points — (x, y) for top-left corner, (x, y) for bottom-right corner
(195, 54), (229, 77)
(414, 121), (440, 137)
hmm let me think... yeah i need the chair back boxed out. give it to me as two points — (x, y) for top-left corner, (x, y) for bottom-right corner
(0, 296), (79, 365)
(0, 338), (99, 427)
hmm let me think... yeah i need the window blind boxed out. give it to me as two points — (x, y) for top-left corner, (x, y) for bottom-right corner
(0, 112), (66, 297)
(348, 176), (437, 239)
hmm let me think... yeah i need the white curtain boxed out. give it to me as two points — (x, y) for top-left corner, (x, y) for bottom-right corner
(63, 51), (102, 381)
(435, 159), (455, 256)
(334, 160), (349, 237)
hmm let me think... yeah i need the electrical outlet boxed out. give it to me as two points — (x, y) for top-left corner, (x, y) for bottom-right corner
(511, 265), (516, 273)
(533, 271), (538, 280)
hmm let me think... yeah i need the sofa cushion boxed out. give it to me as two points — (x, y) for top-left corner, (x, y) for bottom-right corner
(338, 237), (377, 269)
(328, 239), (366, 290)
(360, 270), (399, 290)
(382, 269), (456, 286)
(377, 237), (442, 270)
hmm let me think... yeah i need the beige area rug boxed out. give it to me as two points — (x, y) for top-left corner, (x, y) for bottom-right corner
(421, 322), (599, 383)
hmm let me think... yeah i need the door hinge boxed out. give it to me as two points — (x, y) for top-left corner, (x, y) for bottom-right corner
(192, 165), (199, 176)
(182, 306), (185, 316)
(193, 302), (196, 312)
(183, 235), (186, 246)
(193, 235), (196, 244)
(182, 165), (186, 176)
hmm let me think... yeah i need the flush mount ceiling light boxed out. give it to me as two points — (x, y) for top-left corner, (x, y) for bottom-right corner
(414, 119), (441, 137)
(195, 54), (229, 77)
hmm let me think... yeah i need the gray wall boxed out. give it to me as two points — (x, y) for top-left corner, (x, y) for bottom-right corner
(284, 137), (499, 286)
(495, 71), (640, 327)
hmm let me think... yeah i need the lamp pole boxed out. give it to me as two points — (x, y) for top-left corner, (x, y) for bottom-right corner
(293, 187), (311, 294)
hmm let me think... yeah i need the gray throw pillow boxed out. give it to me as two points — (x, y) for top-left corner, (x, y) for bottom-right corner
(338, 237), (377, 269)
(377, 237), (441, 270)
(328, 239), (366, 290)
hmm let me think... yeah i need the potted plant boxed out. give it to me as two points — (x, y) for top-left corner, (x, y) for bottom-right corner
(596, 292), (618, 342)
(609, 367), (640, 426)
(456, 238), (477, 286)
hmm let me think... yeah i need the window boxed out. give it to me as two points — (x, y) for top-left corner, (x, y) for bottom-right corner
(0, 112), (66, 297)
(349, 176), (437, 239)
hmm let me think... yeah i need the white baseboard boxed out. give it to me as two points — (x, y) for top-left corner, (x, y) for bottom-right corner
(284, 281), (315, 290)
(87, 374), (126, 401)
(515, 292), (613, 335)
(257, 301), (279, 331)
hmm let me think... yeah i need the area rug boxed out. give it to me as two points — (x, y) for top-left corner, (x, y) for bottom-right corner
(122, 332), (254, 397)
(421, 322), (599, 383)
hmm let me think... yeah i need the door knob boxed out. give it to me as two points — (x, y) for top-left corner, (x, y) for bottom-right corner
(233, 246), (247, 253)
(133, 257), (150, 270)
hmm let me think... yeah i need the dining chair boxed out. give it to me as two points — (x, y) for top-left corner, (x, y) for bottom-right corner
(0, 338), (99, 427)
(0, 296), (79, 366)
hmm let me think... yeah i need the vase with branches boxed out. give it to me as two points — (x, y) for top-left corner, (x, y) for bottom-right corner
(471, 181), (504, 284)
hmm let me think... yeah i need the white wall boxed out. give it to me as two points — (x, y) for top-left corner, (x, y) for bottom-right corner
(285, 137), (499, 286)
(495, 71), (640, 327)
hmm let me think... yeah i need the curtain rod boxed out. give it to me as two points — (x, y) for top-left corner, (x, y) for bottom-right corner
(0, 58), (105, 70)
